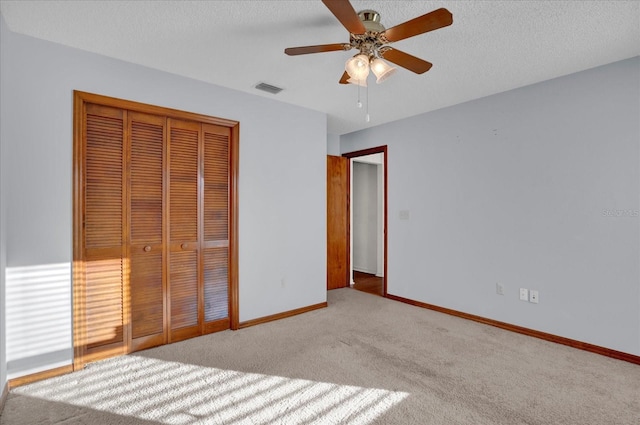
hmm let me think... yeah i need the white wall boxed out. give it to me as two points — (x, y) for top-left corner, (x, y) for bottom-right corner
(1, 18), (327, 378)
(341, 57), (640, 356)
(352, 162), (378, 274)
(0, 14), (9, 397)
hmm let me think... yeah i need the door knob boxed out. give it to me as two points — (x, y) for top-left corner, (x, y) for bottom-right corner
(181, 243), (188, 249)
(144, 246), (151, 252)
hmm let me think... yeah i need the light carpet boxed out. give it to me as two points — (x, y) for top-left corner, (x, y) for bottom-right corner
(1, 288), (639, 424)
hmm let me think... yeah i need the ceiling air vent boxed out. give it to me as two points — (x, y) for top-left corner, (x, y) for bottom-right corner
(254, 82), (283, 95)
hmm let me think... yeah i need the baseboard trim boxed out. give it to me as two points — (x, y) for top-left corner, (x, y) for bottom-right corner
(0, 380), (8, 415)
(8, 364), (74, 389)
(238, 302), (328, 329)
(386, 293), (640, 365)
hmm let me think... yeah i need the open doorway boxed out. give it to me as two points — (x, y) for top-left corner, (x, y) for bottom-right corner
(344, 147), (387, 297)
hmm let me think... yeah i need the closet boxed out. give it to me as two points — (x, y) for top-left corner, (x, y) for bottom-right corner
(73, 91), (238, 368)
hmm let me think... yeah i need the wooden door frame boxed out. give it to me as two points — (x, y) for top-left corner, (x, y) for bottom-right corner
(72, 91), (239, 370)
(343, 146), (388, 297)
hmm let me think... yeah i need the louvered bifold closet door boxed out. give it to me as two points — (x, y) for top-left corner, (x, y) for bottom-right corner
(168, 119), (201, 342)
(82, 104), (127, 361)
(129, 112), (166, 351)
(202, 124), (230, 333)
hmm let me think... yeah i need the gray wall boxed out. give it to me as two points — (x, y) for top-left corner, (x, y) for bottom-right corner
(327, 133), (340, 156)
(341, 57), (640, 356)
(1, 16), (327, 378)
(353, 162), (378, 274)
(0, 13), (8, 396)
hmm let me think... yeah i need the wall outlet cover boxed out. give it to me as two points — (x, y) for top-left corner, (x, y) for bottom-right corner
(496, 283), (504, 295)
(529, 290), (539, 303)
(519, 288), (529, 301)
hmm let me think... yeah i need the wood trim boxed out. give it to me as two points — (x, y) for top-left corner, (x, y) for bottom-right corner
(342, 146), (388, 296)
(165, 117), (173, 342)
(8, 365), (74, 389)
(197, 121), (205, 335)
(204, 318), (231, 334)
(72, 91), (87, 371)
(0, 380), (8, 415)
(162, 117), (170, 345)
(229, 123), (240, 330)
(131, 333), (164, 353)
(381, 147), (388, 297)
(386, 294), (640, 365)
(342, 146), (387, 159)
(123, 109), (132, 355)
(238, 302), (328, 329)
(74, 91), (238, 127)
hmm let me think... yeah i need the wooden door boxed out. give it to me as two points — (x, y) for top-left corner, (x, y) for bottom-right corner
(80, 104), (127, 363)
(128, 112), (166, 351)
(168, 119), (201, 342)
(327, 155), (350, 290)
(74, 91), (239, 369)
(202, 124), (231, 332)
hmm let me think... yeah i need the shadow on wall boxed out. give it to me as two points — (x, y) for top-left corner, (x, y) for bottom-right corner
(5, 263), (73, 378)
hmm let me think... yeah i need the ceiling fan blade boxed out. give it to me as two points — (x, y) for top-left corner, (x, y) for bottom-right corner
(285, 43), (351, 56)
(381, 8), (453, 42)
(380, 48), (433, 74)
(322, 0), (366, 34)
(339, 71), (350, 84)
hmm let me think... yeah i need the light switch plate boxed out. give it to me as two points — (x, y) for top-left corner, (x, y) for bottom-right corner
(519, 288), (529, 301)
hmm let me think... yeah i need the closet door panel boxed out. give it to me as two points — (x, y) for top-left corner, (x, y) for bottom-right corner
(169, 121), (199, 245)
(203, 248), (228, 322)
(84, 255), (124, 350)
(203, 126), (229, 242)
(168, 119), (201, 340)
(129, 113), (166, 348)
(83, 104), (125, 355)
(202, 125), (230, 329)
(169, 251), (198, 329)
(130, 249), (163, 338)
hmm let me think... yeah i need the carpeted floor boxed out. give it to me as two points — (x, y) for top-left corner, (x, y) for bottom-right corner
(2, 288), (639, 424)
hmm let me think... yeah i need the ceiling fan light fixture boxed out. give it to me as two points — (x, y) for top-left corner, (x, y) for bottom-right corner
(347, 77), (367, 87)
(371, 58), (396, 84)
(345, 54), (370, 81)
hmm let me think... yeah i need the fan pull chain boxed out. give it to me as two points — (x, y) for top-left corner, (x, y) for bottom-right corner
(365, 82), (370, 122)
(357, 81), (363, 108)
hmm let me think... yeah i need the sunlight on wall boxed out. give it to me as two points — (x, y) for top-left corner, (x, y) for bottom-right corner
(6, 262), (72, 378)
(13, 355), (409, 424)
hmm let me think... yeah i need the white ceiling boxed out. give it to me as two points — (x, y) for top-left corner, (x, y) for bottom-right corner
(1, 1), (638, 135)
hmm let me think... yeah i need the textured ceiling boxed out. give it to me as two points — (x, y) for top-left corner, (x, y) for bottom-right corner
(1, 1), (638, 135)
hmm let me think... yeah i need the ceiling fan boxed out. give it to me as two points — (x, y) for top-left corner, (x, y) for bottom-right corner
(284, 0), (453, 85)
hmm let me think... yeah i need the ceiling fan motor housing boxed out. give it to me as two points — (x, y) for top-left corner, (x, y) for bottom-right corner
(358, 10), (385, 32)
(351, 10), (387, 58)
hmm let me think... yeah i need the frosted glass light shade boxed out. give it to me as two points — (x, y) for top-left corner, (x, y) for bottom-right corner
(345, 54), (370, 81)
(371, 58), (396, 84)
(347, 77), (367, 87)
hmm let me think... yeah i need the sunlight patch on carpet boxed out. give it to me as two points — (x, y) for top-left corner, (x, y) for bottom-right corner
(12, 355), (409, 424)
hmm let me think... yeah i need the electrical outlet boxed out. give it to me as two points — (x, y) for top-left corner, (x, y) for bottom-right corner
(529, 290), (539, 304)
(496, 283), (504, 295)
(519, 288), (529, 301)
